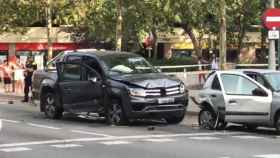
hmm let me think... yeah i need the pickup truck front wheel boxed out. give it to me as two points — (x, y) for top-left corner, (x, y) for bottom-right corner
(107, 100), (128, 126)
(43, 92), (63, 119)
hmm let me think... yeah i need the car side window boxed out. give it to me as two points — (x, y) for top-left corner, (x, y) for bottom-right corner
(82, 66), (100, 81)
(221, 74), (259, 96)
(66, 55), (82, 63)
(60, 63), (81, 81)
(211, 75), (221, 90)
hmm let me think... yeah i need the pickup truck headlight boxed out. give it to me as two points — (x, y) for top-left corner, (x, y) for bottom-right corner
(129, 88), (146, 97)
(179, 83), (185, 94)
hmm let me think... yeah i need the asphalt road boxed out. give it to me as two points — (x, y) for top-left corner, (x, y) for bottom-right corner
(1, 101), (280, 158)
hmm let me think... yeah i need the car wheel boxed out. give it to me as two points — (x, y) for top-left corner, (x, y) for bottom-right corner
(275, 114), (280, 134)
(43, 92), (63, 119)
(165, 113), (185, 124)
(107, 100), (128, 126)
(199, 109), (216, 130)
(217, 121), (227, 130)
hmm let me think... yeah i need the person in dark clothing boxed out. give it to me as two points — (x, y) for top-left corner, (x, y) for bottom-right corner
(22, 57), (37, 102)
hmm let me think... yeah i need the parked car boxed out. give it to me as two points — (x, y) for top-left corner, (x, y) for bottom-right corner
(32, 50), (188, 125)
(198, 70), (280, 132)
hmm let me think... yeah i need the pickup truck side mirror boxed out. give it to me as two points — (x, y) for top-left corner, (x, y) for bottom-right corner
(252, 88), (268, 97)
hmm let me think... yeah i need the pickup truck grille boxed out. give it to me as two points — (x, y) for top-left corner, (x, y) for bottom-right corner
(145, 86), (180, 97)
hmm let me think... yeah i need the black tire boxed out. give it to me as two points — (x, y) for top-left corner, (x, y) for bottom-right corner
(43, 92), (63, 119)
(217, 121), (227, 130)
(107, 100), (128, 126)
(198, 109), (216, 130)
(275, 114), (280, 134)
(246, 124), (258, 131)
(165, 113), (185, 124)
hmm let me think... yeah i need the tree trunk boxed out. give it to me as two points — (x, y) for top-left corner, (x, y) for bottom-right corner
(152, 28), (158, 59)
(183, 25), (202, 57)
(115, 0), (123, 52)
(219, 0), (227, 70)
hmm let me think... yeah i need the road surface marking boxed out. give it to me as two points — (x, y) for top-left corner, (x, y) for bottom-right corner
(50, 144), (83, 148)
(100, 141), (131, 145)
(232, 135), (264, 139)
(27, 123), (61, 130)
(71, 130), (113, 137)
(254, 154), (280, 158)
(0, 147), (32, 152)
(1, 119), (20, 123)
(189, 136), (220, 140)
(0, 119), (2, 131)
(143, 138), (175, 142)
(0, 132), (241, 148)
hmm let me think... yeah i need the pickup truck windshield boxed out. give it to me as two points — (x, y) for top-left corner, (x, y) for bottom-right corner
(100, 55), (157, 76)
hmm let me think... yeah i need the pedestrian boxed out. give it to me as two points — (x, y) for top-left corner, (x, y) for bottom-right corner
(13, 58), (24, 94)
(211, 54), (219, 70)
(22, 57), (37, 102)
(2, 60), (12, 93)
(198, 57), (206, 85)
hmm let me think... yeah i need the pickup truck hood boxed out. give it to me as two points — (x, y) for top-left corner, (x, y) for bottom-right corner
(111, 73), (181, 88)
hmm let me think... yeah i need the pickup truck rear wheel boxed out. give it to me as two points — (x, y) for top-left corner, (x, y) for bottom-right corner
(43, 92), (63, 119)
(107, 100), (128, 126)
(199, 109), (216, 130)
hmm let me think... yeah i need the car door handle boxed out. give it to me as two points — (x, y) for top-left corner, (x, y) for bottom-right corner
(228, 100), (237, 104)
(210, 94), (217, 98)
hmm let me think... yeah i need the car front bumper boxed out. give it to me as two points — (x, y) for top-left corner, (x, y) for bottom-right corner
(125, 93), (188, 118)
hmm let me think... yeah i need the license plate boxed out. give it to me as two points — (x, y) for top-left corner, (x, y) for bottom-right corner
(158, 98), (175, 104)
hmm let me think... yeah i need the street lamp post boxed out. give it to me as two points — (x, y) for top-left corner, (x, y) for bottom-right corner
(268, 0), (276, 70)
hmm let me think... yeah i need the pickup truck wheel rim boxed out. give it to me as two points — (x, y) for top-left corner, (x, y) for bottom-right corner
(200, 110), (214, 129)
(110, 104), (122, 124)
(45, 95), (55, 118)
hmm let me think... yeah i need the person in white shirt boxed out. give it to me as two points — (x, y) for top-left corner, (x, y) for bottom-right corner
(211, 54), (219, 70)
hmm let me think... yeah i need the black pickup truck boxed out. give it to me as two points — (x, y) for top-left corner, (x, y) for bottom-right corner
(32, 50), (188, 125)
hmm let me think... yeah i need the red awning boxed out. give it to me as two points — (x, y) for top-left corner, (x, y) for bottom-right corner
(16, 43), (79, 51)
(0, 43), (9, 51)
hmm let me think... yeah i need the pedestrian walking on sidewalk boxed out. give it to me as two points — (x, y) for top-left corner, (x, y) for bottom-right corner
(198, 57), (207, 85)
(22, 57), (37, 102)
(2, 60), (12, 93)
(210, 54), (219, 70)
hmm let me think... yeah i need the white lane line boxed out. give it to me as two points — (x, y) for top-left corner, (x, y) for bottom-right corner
(0, 132), (241, 148)
(100, 141), (131, 145)
(232, 135), (264, 139)
(50, 144), (83, 148)
(254, 154), (280, 158)
(143, 138), (175, 142)
(71, 130), (113, 137)
(27, 123), (61, 130)
(1, 119), (20, 123)
(0, 147), (32, 152)
(189, 136), (220, 140)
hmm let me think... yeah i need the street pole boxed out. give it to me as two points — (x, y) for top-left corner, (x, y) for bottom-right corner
(47, 0), (53, 61)
(116, 0), (123, 52)
(219, 0), (227, 70)
(268, 0), (276, 70)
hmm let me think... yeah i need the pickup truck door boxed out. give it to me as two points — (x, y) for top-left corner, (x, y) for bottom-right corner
(218, 72), (272, 124)
(57, 63), (104, 112)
